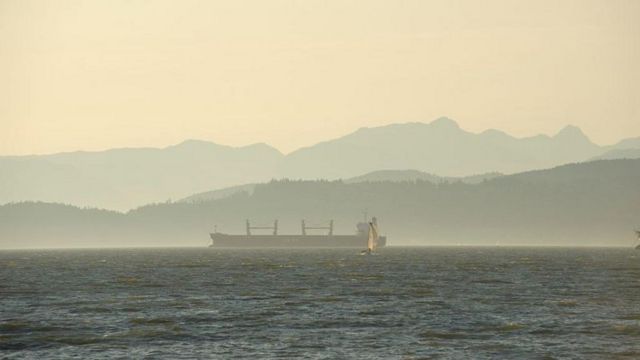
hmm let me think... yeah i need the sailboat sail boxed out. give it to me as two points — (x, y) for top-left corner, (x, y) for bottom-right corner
(367, 222), (379, 252)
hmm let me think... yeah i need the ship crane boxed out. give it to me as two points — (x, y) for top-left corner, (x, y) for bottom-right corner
(245, 219), (278, 236)
(301, 219), (334, 236)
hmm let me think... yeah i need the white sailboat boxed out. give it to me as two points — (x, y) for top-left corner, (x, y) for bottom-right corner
(635, 230), (640, 250)
(362, 221), (379, 255)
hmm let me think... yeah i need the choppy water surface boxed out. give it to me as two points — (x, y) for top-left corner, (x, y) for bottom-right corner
(1, 247), (639, 359)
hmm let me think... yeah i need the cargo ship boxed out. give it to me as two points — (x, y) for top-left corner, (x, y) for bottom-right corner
(209, 217), (387, 248)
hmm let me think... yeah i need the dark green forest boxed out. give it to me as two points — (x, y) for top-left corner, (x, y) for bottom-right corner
(2, 159), (639, 248)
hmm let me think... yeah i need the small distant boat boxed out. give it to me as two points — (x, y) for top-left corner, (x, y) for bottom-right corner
(361, 219), (379, 255)
(635, 230), (640, 250)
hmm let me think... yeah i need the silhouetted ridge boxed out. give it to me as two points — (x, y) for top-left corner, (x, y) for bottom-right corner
(0, 117), (636, 210)
(2, 159), (639, 248)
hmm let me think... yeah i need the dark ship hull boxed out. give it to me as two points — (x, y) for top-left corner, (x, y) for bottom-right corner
(209, 233), (387, 248)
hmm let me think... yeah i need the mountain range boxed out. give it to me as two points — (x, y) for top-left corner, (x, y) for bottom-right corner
(1, 117), (638, 210)
(0, 141), (282, 210)
(2, 158), (639, 249)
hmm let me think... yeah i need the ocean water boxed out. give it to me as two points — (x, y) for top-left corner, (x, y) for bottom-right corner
(1, 247), (639, 359)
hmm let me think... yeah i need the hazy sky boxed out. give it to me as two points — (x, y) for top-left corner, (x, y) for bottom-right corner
(1, 0), (639, 155)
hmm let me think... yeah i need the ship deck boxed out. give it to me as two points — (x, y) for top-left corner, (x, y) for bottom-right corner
(210, 233), (387, 248)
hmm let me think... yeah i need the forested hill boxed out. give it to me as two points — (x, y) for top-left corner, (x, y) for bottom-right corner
(1, 159), (639, 248)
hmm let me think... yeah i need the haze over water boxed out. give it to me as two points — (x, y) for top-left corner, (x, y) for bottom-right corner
(1, 247), (639, 359)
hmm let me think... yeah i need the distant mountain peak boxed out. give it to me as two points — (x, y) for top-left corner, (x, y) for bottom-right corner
(610, 136), (640, 150)
(170, 139), (282, 154)
(480, 128), (510, 139)
(173, 139), (219, 147)
(429, 116), (460, 129)
(239, 142), (283, 155)
(554, 125), (586, 139)
(243, 142), (274, 149)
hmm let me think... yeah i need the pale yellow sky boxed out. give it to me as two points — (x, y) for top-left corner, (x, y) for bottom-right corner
(1, 0), (639, 155)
